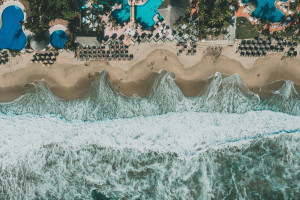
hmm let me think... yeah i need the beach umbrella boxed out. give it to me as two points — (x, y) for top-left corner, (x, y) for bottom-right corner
(280, 47), (285, 52)
(257, 51), (262, 57)
(293, 51), (297, 57)
(119, 35), (125, 40)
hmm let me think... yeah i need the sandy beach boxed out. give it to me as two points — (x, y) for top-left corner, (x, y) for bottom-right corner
(0, 42), (300, 102)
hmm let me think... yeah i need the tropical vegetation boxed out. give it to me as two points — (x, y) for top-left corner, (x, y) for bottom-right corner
(25, 0), (77, 34)
(236, 17), (259, 39)
(182, 0), (238, 39)
(274, 0), (300, 42)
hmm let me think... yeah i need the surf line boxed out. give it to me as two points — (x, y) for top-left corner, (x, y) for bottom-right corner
(197, 128), (300, 153)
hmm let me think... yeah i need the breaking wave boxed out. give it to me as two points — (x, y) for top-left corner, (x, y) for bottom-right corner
(0, 71), (299, 199)
(0, 111), (299, 199)
(0, 71), (299, 120)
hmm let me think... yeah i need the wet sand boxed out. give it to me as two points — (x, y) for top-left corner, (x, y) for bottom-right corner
(0, 48), (300, 102)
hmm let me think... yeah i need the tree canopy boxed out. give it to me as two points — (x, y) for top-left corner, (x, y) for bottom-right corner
(25, 0), (77, 34)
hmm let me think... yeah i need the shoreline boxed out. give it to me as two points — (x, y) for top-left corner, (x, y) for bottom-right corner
(0, 48), (300, 102)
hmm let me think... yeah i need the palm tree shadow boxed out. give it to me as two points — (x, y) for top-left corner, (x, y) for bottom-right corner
(9, 28), (24, 50)
(255, 3), (277, 23)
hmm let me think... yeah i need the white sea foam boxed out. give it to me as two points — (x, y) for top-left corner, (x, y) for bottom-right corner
(0, 111), (299, 159)
(0, 111), (299, 199)
(1, 71), (299, 121)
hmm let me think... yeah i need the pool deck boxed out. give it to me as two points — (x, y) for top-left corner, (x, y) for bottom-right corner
(49, 19), (69, 35)
(235, 0), (294, 34)
(0, 0), (33, 38)
(0, 0), (25, 27)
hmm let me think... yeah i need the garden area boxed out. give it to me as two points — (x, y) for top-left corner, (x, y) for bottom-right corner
(236, 17), (259, 39)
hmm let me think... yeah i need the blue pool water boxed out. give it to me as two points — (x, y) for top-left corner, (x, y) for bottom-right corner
(111, 0), (130, 23)
(50, 30), (67, 49)
(112, 0), (163, 29)
(136, 0), (163, 29)
(0, 6), (27, 50)
(244, 0), (287, 23)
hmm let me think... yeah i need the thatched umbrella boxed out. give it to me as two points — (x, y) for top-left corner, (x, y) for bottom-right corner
(257, 51), (262, 57)
(288, 49), (294, 54)
(262, 51), (267, 56)
(292, 42), (298, 47)
(246, 50), (251, 56)
(293, 51), (298, 57)
(280, 47), (284, 52)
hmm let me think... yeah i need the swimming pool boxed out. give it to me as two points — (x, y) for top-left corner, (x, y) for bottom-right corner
(111, 0), (130, 23)
(0, 6), (27, 50)
(136, 0), (163, 29)
(112, 0), (163, 29)
(50, 30), (67, 49)
(244, 0), (287, 23)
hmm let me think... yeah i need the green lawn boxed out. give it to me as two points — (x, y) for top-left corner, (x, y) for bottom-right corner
(236, 17), (259, 39)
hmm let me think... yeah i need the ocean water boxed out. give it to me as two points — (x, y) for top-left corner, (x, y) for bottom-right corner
(0, 71), (299, 199)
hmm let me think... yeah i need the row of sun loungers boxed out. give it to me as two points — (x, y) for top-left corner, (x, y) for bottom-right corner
(79, 53), (134, 61)
(238, 38), (298, 57)
(0, 51), (9, 65)
(177, 42), (197, 56)
(31, 52), (58, 66)
(241, 38), (298, 47)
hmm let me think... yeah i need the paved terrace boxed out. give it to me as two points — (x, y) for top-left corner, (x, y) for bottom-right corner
(235, 0), (294, 34)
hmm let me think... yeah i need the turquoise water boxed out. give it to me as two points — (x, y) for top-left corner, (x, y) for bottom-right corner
(112, 0), (163, 29)
(0, 71), (299, 199)
(244, 0), (287, 23)
(50, 30), (67, 49)
(111, 0), (130, 23)
(0, 6), (27, 50)
(136, 0), (163, 29)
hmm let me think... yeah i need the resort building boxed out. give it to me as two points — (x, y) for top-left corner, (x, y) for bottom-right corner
(157, 0), (190, 26)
